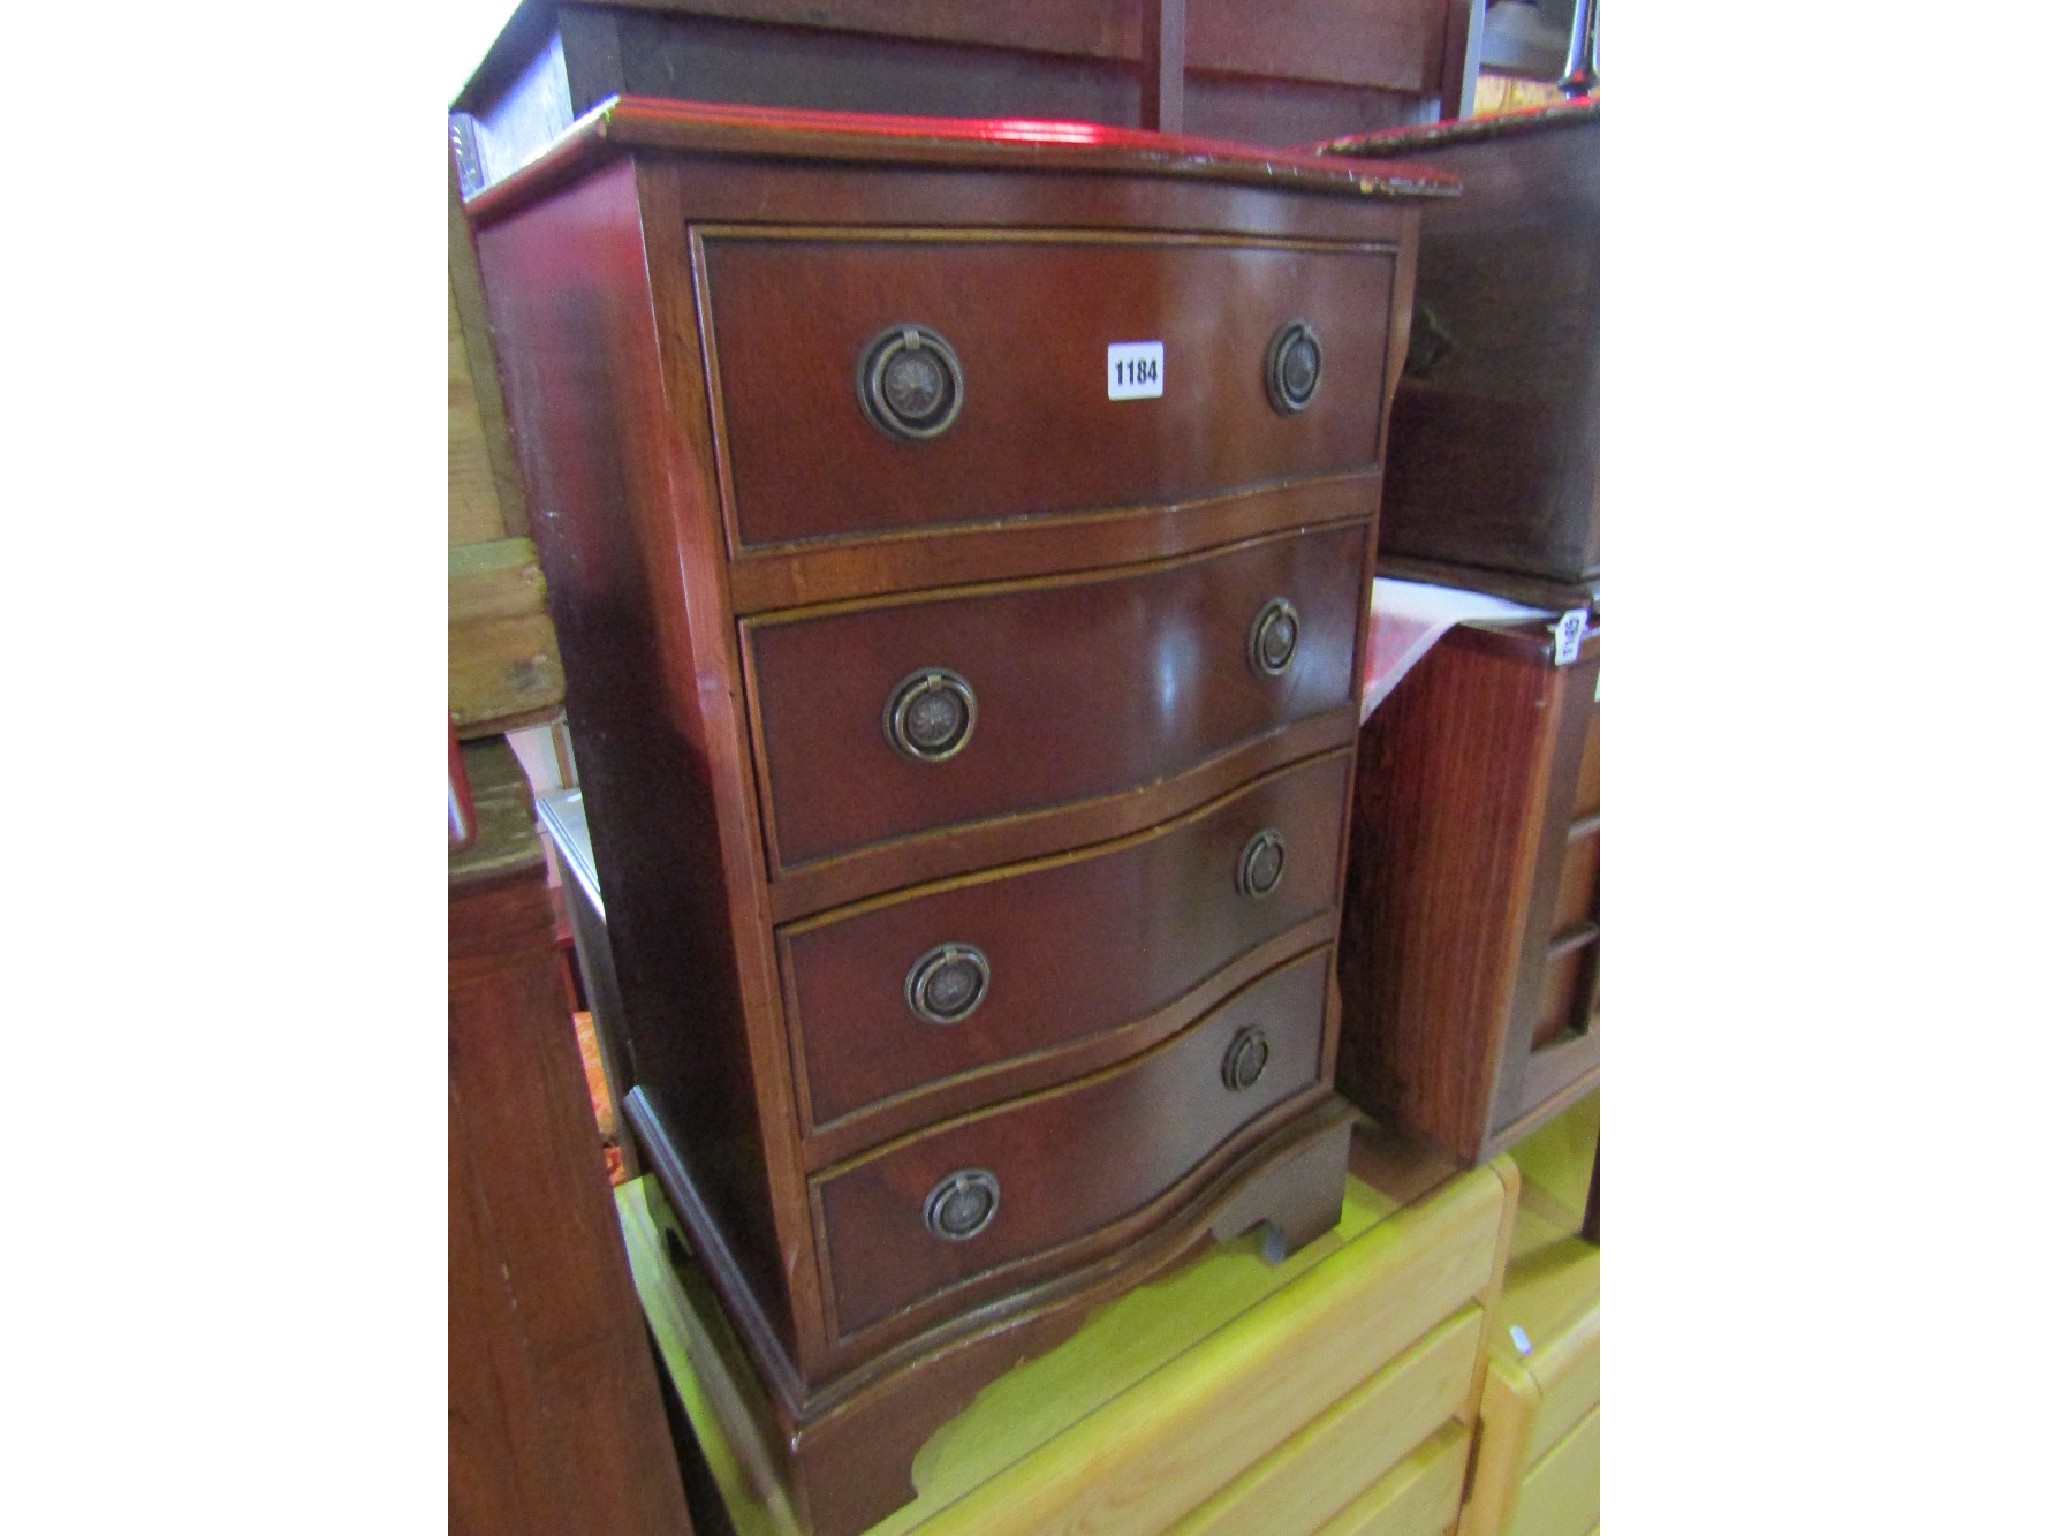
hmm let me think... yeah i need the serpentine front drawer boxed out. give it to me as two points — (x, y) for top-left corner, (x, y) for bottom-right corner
(780, 749), (1352, 1146)
(745, 520), (1366, 873)
(700, 233), (1396, 549)
(813, 947), (1329, 1339)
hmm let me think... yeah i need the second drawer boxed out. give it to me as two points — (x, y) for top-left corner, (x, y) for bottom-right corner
(781, 749), (1352, 1139)
(813, 945), (1330, 1339)
(746, 522), (1366, 873)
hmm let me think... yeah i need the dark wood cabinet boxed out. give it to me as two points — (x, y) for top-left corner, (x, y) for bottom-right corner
(449, 740), (693, 1536)
(1320, 98), (1599, 595)
(450, 0), (1482, 194)
(1334, 614), (1600, 1163)
(466, 97), (1443, 1536)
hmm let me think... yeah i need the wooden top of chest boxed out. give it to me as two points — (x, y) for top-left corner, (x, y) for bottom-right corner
(463, 93), (1461, 223)
(1317, 94), (1598, 158)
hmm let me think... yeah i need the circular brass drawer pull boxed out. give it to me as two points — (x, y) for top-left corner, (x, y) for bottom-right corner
(1222, 1027), (1271, 1092)
(1248, 597), (1300, 677)
(859, 325), (965, 440)
(884, 667), (977, 762)
(905, 943), (991, 1025)
(1265, 320), (1323, 414)
(924, 1168), (1000, 1241)
(1237, 828), (1286, 900)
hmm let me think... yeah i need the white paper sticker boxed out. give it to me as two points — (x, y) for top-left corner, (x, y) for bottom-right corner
(1551, 608), (1588, 667)
(1107, 341), (1164, 400)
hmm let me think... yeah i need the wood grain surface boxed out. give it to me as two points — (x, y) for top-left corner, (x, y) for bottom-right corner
(470, 104), (1427, 1534)
(449, 740), (691, 1536)
(782, 749), (1350, 1141)
(701, 232), (1393, 547)
(1337, 620), (1600, 1162)
(746, 522), (1366, 871)
(815, 947), (1331, 1337)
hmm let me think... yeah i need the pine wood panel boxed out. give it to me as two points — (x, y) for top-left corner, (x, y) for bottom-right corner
(1165, 1306), (1481, 1535)
(1315, 1420), (1470, 1536)
(1507, 1407), (1598, 1536)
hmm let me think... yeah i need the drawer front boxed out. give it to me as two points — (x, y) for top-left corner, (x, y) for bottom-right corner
(1509, 1405), (1599, 1536)
(784, 751), (1352, 1133)
(702, 233), (1394, 548)
(815, 947), (1329, 1337)
(748, 523), (1366, 871)
(1549, 828), (1598, 936)
(1572, 704), (1598, 819)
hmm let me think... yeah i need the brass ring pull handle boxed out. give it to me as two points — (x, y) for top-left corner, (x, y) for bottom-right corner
(1248, 598), (1300, 677)
(1265, 320), (1323, 414)
(1222, 1027), (1271, 1092)
(905, 944), (991, 1025)
(859, 325), (965, 440)
(884, 667), (977, 762)
(924, 1169), (1000, 1241)
(1237, 828), (1287, 900)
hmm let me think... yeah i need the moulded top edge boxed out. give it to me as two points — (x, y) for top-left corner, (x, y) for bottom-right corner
(1314, 94), (1599, 159)
(464, 93), (1462, 223)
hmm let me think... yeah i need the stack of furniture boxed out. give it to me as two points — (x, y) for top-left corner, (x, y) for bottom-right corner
(464, 97), (1452, 1535)
(621, 1123), (1523, 1536)
(1315, 99), (1601, 1163)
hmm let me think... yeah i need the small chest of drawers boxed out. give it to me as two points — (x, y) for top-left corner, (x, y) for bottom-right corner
(1336, 610), (1600, 1163)
(467, 97), (1445, 1535)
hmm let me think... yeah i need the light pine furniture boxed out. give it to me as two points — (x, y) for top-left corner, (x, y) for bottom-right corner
(1458, 1097), (1600, 1536)
(467, 98), (1450, 1534)
(620, 1121), (1521, 1536)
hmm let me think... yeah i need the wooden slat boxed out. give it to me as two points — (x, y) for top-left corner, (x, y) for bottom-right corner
(595, 0), (1143, 62)
(1186, 0), (1438, 92)
(1457, 1355), (1539, 1536)
(450, 156), (529, 541)
(450, 538), (566, 735)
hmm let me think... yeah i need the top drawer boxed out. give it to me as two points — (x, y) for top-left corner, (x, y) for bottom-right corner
(698, 232), (1396, 549)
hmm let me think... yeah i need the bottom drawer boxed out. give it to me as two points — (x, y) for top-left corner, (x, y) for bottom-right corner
(1170, 1305), (1481, 1535)
(1509, 1406), (1598, 1536)
(1320, 1420), (1470, 1536)
(816, 946), (1330, 1338)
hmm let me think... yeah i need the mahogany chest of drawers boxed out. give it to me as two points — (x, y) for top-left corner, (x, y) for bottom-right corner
(466, 96), (1446, 1535)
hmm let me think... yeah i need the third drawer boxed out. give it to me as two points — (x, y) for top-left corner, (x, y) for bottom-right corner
(781, 749), (1352, 1144)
